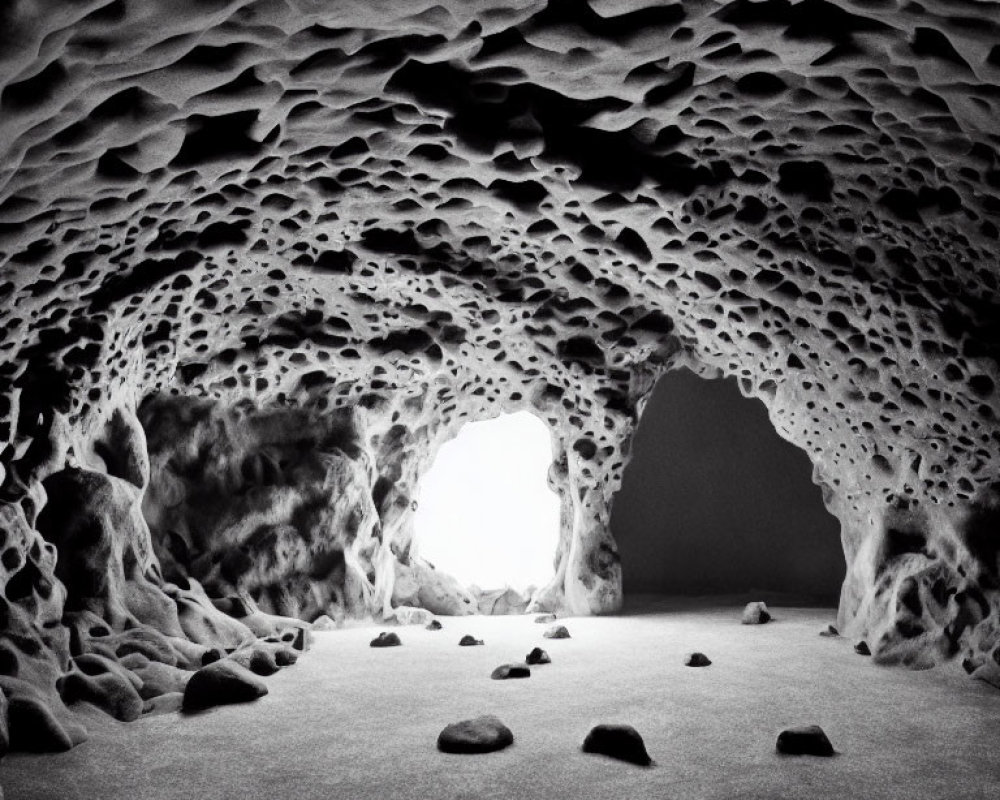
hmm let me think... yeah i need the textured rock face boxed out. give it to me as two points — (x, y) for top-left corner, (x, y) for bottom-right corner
(140, 396), (383, 621)
(0, 0), (999, 751)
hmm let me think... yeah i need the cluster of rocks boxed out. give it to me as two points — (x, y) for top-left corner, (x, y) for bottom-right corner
(378, 606), (841, 763)
(437, 716), (836, 762)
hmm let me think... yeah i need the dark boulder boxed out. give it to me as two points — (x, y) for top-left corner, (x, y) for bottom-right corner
(491, 663), (530, 680)
(776, 725), (835, 756)
(182, 660), (268, 712)
(437, 715), (514, 754)
(582, 724), (652, 766)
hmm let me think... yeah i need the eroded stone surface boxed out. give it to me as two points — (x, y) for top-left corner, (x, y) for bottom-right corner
(0, 0), (999, 754)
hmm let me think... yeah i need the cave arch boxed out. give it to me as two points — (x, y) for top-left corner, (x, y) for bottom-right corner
(613, 368), (844, 602)
(412, 409), (560, 596)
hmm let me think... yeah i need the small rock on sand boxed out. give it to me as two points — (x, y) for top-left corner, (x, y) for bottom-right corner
(437, 715), (514, 754)
(741, 602), (771, 624)
(854, 640), (871, 655)
(491, 663), (530, 680)
(370, 631), (402, 648)
(543, 624), (570, 639)
(459, 635), (483, 646)
(684, 652), (711, 667)
(819, 625), (839, 637)
(525, 647), (551, 665)
(776, 725), (835, 756)
(426, 620), (443, 631)
(582, 724), (652, 766)
(534, 613), (557, 624)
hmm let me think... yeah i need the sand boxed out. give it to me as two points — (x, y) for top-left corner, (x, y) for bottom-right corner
(3, 599), (999, 800)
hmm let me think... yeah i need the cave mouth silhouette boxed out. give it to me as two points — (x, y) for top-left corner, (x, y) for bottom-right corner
(413, 410), (560, 593)
(613, 368), (844, 605)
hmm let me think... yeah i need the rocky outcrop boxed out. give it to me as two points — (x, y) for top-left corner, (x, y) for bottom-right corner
(0, 420), (309, 751)
(1, 0), (1000, 754)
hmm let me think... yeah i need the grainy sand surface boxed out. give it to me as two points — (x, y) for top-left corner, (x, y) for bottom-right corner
(4, 599), (999, 800)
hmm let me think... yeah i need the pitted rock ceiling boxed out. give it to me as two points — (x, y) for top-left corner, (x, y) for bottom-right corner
(1, 0), (1000, 754)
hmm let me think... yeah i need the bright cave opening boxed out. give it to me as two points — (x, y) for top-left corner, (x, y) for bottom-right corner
(413, 410), (560, 593)
(613, 368), (845, 604)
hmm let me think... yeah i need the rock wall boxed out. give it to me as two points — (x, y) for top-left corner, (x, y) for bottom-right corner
(0, 404), (313, 754)
(1, 0), (1000, 753)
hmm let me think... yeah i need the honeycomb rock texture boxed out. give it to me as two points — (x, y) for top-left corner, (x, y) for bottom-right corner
(2, 0), (1000, 750)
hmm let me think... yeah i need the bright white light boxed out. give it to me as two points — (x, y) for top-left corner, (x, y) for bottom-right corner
(413, 411), (560, 592)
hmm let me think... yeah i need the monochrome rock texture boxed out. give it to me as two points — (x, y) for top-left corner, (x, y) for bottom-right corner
(775, 725), (835, 757)
(437, 714), (514, 754)
(742, 601), (772, 625)
(0, 0), (999, 753)
(182, 659), (268, 712)
(490, 663), (531, 680)
(582, 723), (653, 766)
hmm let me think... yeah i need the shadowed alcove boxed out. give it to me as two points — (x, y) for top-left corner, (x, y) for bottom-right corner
(613, 369), (843, 602)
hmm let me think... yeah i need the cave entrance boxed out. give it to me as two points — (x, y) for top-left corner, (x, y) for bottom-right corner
(413, 410), (559, 594)
(612, 368), (844, 604)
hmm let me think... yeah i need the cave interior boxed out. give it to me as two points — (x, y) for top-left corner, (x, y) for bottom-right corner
(0, 0), (999, 796)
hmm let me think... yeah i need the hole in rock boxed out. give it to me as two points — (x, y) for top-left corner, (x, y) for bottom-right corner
(413, 411), (559, 593)
(613, 368), (843, 603)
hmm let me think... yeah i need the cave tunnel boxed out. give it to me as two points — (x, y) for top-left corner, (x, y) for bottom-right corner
(613, 369), (844, 604)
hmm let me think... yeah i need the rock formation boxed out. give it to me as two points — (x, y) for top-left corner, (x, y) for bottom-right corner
(1, 0), (999, 753)
(582, 723), (653, 766)
(775, 724), (835, 757)
(437, 714), (515, 754)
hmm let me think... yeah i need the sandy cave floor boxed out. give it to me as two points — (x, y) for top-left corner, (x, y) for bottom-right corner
(3, 599), (999, 800)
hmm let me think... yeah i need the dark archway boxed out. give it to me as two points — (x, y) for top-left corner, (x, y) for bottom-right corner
(612, 368), (843, 603)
